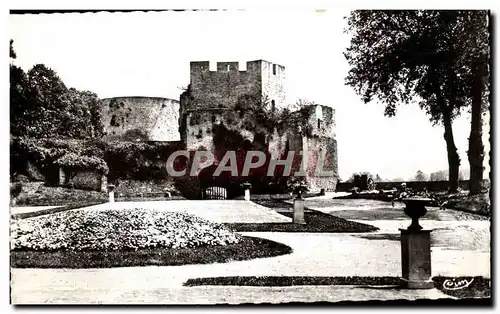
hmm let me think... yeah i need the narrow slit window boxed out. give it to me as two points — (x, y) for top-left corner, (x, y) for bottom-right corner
(271, 100), (276, 111)
(272, 64), (277, 75)
(317, 118), (322, 129)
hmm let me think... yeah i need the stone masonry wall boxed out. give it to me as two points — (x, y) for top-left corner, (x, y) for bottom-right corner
(62, 169), (105, 192)
(303, 136), (338, 191)
(100, 97), (180, 141)
(187, 61), (263, 111)
(302, 105), (338, 191)
(261, 60), (286, 110)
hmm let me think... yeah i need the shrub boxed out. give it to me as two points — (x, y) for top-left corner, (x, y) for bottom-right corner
(12, 174), (30, 183)
(10, 183), (23, 198)
(10, 137), (184, 181)
(174, 176), (202, 200)
(55, 153), (109, 174)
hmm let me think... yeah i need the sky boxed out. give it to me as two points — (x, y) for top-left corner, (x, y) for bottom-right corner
(9, 10), (491, 181)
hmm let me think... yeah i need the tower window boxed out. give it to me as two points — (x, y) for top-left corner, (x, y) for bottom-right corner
(272, 64), (276, 75)
(271, 100), (275, 111)
(317, 118), (322, 129)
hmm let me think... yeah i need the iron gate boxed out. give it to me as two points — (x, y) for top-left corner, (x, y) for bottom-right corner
(202, 186), (227, 200)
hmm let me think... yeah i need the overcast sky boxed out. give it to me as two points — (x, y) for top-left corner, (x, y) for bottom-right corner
(9, 10), (491, 181)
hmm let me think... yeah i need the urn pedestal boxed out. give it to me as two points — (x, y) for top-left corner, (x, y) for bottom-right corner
(293, 184), (308, 225)
(400, 198), (434, 289)
(293, 197), (306, 224)
(241, 182), (252, 201)
(108, 184), (115, 203)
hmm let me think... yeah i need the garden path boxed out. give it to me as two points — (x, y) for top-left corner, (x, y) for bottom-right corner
(10, 198), (490, 304)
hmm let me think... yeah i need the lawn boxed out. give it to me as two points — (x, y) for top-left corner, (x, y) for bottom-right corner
(225, 200), (378, 233)
(184, 276), (491, 299)
(11, 236), (291, 268)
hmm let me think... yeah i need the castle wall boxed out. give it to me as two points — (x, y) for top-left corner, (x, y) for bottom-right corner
(308, 105), (336, 138)
(302, 105), (338, 191)
(261, 61), (286, 110)
(100, 97), (180, 141)
(303, 136), (338, 191)
(61, 168), (106, 192)
(187, 61), (263, 111)
(185, 110), (218, 151)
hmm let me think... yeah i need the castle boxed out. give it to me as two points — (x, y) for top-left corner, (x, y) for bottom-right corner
(100, 60), (338, 192)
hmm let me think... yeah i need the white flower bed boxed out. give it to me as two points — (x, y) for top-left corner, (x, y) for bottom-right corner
(11, 208), (241, 251)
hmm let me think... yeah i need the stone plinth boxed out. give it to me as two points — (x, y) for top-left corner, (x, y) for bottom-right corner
(108, 184), (115, 203)
(293, 197), (306, 224)
(100, 175), (108, 193)
(400, 228), (433, 289)
(58, 167), (66, 186)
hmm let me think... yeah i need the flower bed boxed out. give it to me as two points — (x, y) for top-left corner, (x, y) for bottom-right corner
(11, 208), (241, 251)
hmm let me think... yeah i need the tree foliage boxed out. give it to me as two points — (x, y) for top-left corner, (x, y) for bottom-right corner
(344, 10), (489, 193)
(429, 170), (448, 181)
(413, 170), (428, 182)
(9, 41), (103, 139)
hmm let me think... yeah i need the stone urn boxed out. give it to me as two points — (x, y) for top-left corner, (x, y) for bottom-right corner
(294, 183), (309, 200)
(241, 182), (252, 190)
(402, 197), (432, 231)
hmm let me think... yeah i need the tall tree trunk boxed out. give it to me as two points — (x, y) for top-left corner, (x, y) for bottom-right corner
(442, 109), (460, 193)
(468, 58), (486, 195)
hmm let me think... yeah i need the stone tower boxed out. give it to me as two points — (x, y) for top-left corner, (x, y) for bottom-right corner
(180, 60), (285, 150)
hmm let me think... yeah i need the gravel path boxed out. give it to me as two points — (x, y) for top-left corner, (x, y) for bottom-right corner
(11, 230), (488, 304)
(11, 285), (452, 304)
(10, 205), (63, 215)
(81, 200), (292, 223)
(10, 198), (490, 304)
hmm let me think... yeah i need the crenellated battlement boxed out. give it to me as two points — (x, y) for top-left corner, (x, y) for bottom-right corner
(190, 60), (285, 74)
(186, 58), (286, 114)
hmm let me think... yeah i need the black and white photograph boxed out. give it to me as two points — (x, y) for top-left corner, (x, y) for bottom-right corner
(7, 5), (492, 305)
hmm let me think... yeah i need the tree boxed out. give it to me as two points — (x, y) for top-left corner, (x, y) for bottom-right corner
(459, 12), (489, 194)
(414, 170), (428, 182)
(10, 39), (16, 59)
(10, 40), (31, 137)
(429, 170), (448, 181)
(344, 10), (487, 193)
(10, 41), (104, 139)
(25, 64), (71, 138)
(65, 88), (104, 139)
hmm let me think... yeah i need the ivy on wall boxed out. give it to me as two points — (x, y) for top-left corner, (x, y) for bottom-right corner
(55, 153), (108, 174)
(10, 137), (185, 182)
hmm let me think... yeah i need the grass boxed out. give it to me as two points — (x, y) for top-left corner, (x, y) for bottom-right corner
(439, 193), (491, 217)
(184, 276), (401, 287)
(10, 236), (292, 269)
(183, 275), (491, 299)
(225, 200), (378, 233)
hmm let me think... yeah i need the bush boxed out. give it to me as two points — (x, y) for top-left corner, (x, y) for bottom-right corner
(174, 176), (202, 200)
(12, 174), (30, 183)
(55, 153), (108, 174)
(10, 137), (184, 181)
(10, 183), (23, 198)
